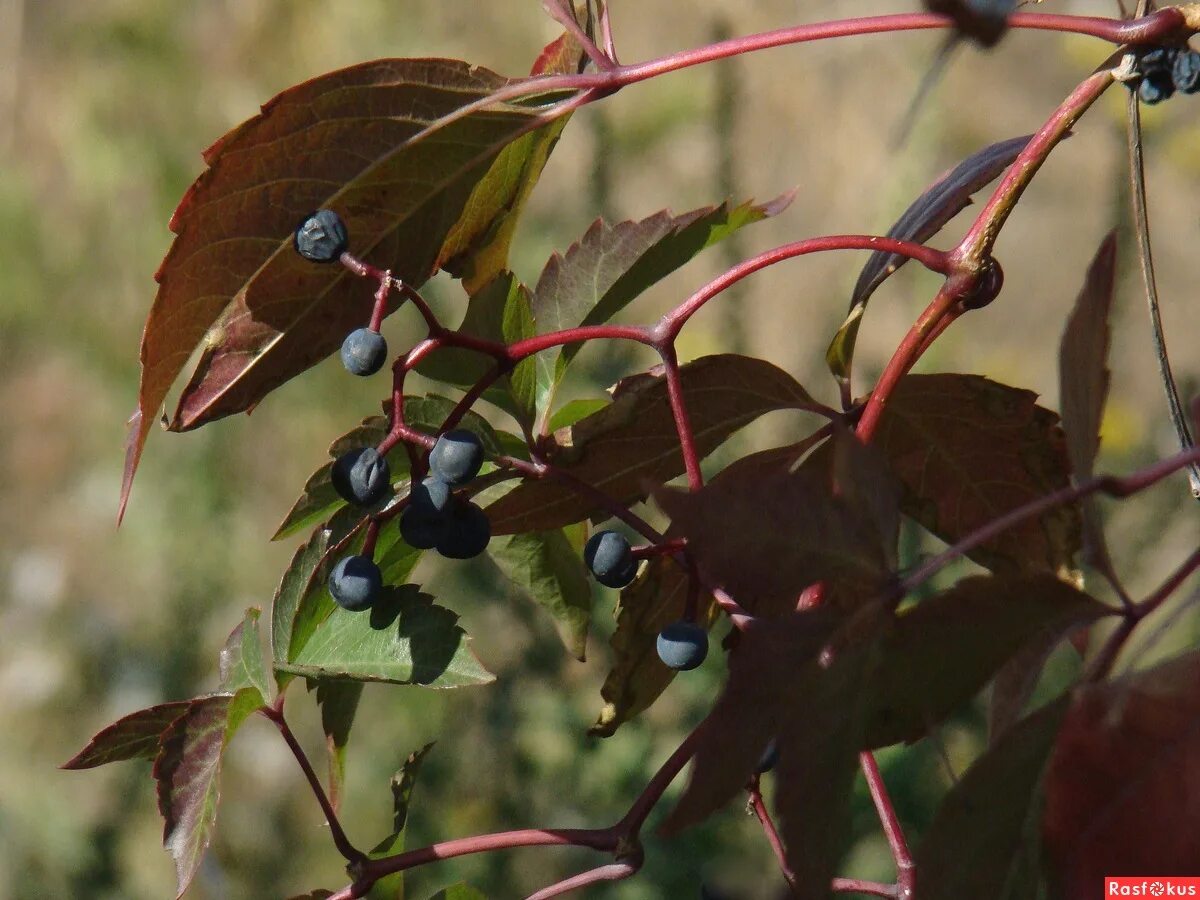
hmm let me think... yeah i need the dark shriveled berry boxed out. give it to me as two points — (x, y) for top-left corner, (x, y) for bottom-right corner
(294, 209), (348, 263)
(428, 429), (485, 486)
(1139, 72), (1175, 105)
(331, 447), (391, 507)
(656, 620), (708, 671)
(340, 328), (387, 377)
(1173, 49), (1200, 94)
(583, 530), (638, 588)
(436, 501), (491, 560)
(328, 555), (382, 611)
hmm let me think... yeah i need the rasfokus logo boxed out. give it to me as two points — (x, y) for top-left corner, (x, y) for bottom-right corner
(1107, 878), (1200, 896)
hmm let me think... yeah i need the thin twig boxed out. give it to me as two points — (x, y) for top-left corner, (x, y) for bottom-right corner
(525, 860), (641, 899)
(747, 781), (797, 890)
(1124, 91), (1200, 498)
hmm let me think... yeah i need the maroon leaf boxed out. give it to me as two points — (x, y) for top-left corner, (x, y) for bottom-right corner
(916, 696), (1069, 899)
(1043, 651), (1200, 895)
(1059, 231), (1118, 572)
(122, 58), (570, 518)
(153, 694), (237, 897)
(655, 430), (897, 617)
(589, 555), (718, 737)
(486, 354), (824, 535)
(874, 374), (1081, 576)
(61, 701), (191, 770)
(865, 574), (1111, 748)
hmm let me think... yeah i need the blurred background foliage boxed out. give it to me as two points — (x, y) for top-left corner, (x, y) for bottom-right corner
(1, 0), (1198, 897)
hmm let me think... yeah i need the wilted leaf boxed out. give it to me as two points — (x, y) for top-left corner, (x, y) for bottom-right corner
(218, 608), (271, 728)
(874, 374), (1080, 576)
(487, 528), (593, 661)
(530, 195), (791, 420)
(865, 574), (1110, 748)
(590, 555), (718, 737)
(828, 135), (1031, 384)
(315, 680), (363, 815)
(277, 585), (494, 687)
(152, 694), (237, 898)
(487, 354), (825, 535)
(1043, 651), (1200, 894)
(367, 742), (436, 900)
(1059, 231), (1117, 571)
(124, 57), (573, 516)
(274, 399), (501, 541)
(62, 701), (191, 770)
(916, 696), (1068, 900)
(655, 430), (896, 617)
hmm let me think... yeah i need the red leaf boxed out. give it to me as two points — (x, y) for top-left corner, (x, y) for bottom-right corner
(153, 694), (236, 897)
(1043, 651), (1200, 895)
(61, 701), (191, 770)
(486, 354), (823, 535)
(122, 58), (564, 518)
(655, 430), (897, 616)
(875, 374), (1080, 576)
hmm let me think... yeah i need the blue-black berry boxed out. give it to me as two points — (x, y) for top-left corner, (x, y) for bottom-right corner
(1139, 72), (1175, 105)
(656, 620), (708, 671)
(1173, 49), (1200, 94)
(583, 530), (638, 588)
(340, 328), (387, 377)
(756, 739), (779, 775)
(328, 555), (382, 611)
(428, 430), (485, 486)
(410, 476), (453, 516)
(399, 503), (448, 550)
(294, 209), (348, 263)
(436, 500), (491, 560)
(331, 447), (391, 507)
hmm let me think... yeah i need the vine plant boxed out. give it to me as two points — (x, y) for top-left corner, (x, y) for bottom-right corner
(65, 1), (1200, 897)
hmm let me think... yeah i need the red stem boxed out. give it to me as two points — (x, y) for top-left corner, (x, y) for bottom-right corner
(659, 343), (703, 490)
(659, 235), (950, 341)
(261, 706), (364, 865)
(748, 781), (797, 890)
(832, 878), (900, 897)
(525, 861), (641, 900)
(860, 752), (914, 896)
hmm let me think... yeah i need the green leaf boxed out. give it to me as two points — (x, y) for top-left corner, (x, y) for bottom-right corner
(547, 398), (608, 432)
(916, 697), (1068, 900)
(487, 528), (593, 661)
(315, 680), (363, 815)
(487, 354), (825, 535)
(424, 884), (487, 900)
(529, 194), (791, 422)
(874, 374), (1081, 577)
(271, 506), (424, 688)
(864, 574), (1111, 748)
(590, 555), (718, 737)
(152, 694), (238, 898)
(61, 701), (191, 770)
(828, 135), (1031, 386)
(274, 399), (501, 541)
(277, 585), (494, 687)
(218, 608), (271, 728)
(367, 742), (436, 900)
(655, 429), (897, 617)
(123, 57), (576, 517)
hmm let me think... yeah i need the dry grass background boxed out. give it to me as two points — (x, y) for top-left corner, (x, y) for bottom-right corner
(1, 0), (1197, 897)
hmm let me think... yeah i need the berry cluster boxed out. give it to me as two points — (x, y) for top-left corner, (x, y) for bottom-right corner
(1131, 45), (1200, 105)
(398, 430), (491, 559)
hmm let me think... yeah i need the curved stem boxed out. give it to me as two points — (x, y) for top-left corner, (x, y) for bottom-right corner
(861, 752), (915, 896)
(748, 781), (797, 890)
(832, 878), (900, 897)
(660, 343), (703, 490)
(660, 235), (950, 341)
(525, 860), (641, 900)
